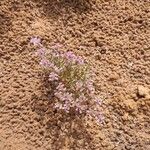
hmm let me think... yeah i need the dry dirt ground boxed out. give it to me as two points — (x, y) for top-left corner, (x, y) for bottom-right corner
(0, 0), (150, 150)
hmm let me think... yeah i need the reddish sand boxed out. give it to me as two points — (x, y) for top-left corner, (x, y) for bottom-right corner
(0, 0), (150, 149)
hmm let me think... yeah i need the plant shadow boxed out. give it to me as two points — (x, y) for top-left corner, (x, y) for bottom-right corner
(30, 76), (95, 149)
(33, 0), (91, 19)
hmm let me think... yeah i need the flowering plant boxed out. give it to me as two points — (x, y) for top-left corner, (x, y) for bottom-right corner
(30, 37), (103, 124)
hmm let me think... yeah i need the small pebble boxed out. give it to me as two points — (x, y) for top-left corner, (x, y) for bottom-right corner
(137, 85), (150, 99)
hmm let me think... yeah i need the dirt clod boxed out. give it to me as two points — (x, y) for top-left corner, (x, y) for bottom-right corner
(137, 85), (150, 99)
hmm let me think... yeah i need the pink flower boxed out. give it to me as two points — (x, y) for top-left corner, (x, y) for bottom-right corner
(64, 51), (85, 65)
(40, 59), (50, 67)
(87, 110), (103, 124)
(49, 72), (59, 81)
(94, 98), (102, 106)
(39, 59), (56, 69)
(62, 103), (70, 113)
(56, 83), (66, 91)
(30, 37), (41, 46)
(76, 56), (84, 65)
(64, 92), (73, 102)
(36, 48), (46, 57)
(75, 103), (84, 114)
(78, 93), (86, 102)
(65, 51), (77, 62)
(95, 112), (104, 124)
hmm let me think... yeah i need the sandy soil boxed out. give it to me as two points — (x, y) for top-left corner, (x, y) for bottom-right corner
(0, 0), (150, 149)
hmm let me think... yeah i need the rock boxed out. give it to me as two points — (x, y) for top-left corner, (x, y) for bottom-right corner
(124, 99), (137, 112)
(108, 73), (120, 81)
(137, 85), (150, 99)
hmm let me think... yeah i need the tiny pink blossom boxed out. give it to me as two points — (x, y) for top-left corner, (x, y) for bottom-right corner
(94, 98), (102, 106)
(64, 92), (73, 101)
(30, 37), (41, 46)
(76, 106), (83, 114)
(65, 51), (77, 62)
(95, 113), (104, 124)
(49, 72), (59, 81)
(36, 48), (46, 57)
(76, 56), (84, 65)
(40, 59), (50, 67)
(56, 83), (66, 91)
(78, 93), (86, 102)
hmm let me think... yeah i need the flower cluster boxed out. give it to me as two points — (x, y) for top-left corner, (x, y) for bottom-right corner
(30, 37), (103, 124)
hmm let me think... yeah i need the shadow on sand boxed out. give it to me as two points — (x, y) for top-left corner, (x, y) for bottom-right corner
(33, 0), (91, 19)
(30, 75), (95, 149)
